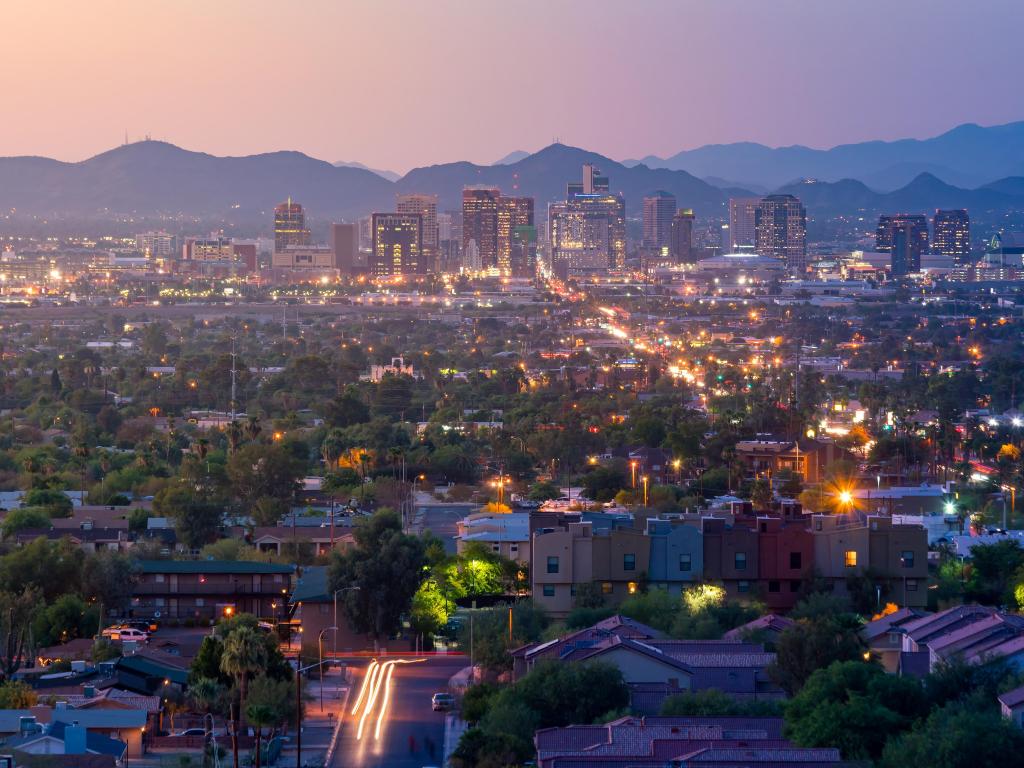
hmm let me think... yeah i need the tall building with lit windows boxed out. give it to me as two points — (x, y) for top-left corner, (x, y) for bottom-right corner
(729, 197), (761, 250)
(670, 209), (696, 263)
(932, 209), (971, 265)
(396, 194), (438, 271)
(549, 164), (626, 275)
(876, 214), (928, 274)
(497, 196), (534, 273)
(462, 188), (500, 271)
(371, 213), (423, 277)
(273, 199), (311, 252)
(642, 191), (677, 253)
(755, 194), (806, 270)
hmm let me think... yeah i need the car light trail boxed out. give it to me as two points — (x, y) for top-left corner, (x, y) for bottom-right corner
(352, 658), (426, 741)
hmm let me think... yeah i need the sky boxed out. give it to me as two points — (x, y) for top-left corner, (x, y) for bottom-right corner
(5, 0), (1024, 172)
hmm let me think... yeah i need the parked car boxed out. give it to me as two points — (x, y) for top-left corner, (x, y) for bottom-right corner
(431, 693), (454, 711)
(172, 728), (208, 738)
(100, 626), (148, 643)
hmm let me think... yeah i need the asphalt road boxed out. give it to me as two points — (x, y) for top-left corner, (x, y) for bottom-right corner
(333, 655), (466, 768)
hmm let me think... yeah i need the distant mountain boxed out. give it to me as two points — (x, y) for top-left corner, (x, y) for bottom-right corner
(774, 172), (1024, 217)
(639, 122), (1024, 190)
(397, 143), (740, 217)
(333, 160), (400, 182)
(0, 141), (395, 220)
(493, 151), (530, 165)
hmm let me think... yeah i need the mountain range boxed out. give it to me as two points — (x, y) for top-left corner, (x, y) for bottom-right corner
(628, 121), (1024, 191)
(1, 121), (1024, 224)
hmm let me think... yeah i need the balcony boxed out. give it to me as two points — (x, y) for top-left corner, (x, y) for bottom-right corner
(133, 580), (289, 597)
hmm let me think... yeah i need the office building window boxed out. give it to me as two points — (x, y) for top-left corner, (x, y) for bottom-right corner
(601, 582), (613, 595)
(543, 585), (555, 597)
(789, 552), (802, 570)
(547, 556), (559, 574)
(901, 550), (914, 568)
(624, 553), (636, 571)
(679, 553), (692, 572)
(735, 552), (747, 571)
(845, 550), (858, 567)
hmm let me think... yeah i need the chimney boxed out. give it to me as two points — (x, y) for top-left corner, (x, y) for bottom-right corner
(64, 722), (87, 755)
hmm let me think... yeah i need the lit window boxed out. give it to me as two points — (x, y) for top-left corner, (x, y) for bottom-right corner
(845, 550), (858, 568)
(547, 556), (559, 574)
(601, 582), (613, 595)
(627, 582), (638, 595)
(623, 553), (636, 571)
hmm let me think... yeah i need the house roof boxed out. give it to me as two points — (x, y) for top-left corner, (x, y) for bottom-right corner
(512, 615), (663, 660)
(51, 708), (147, 729)
(861, 607), (926, 642)
(900, 604), (994, 645)
(138, 559), (293, 575)
(114, 654), (189, 686)
(999, 684), (1024, 709)
(49, 719), (128, 758)
(0, 709), (37, 733)
(722, 614), (795, 641)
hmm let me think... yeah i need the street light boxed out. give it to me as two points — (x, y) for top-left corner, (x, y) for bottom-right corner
(641, 475), (649, 507)
(630, 460), (638, 489)
(332, 586), (360, 656)
(318, 626), (338, 713)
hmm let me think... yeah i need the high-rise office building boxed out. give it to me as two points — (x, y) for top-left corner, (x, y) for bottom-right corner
(273, 199), (311, 252)
(329, 223), (359, 274)
(642, 191), (677, 253)
(729, 197), (761, 250)
(397, 194), (438, 271)
(549, 164), (626, 274)
(670, 209), (696, 263)
(371, 213), (423, 277)
(462, 188), (500, 271)
(755, 194), (807, 269)
(510, 225), (538, 278)
(136, 231), (174, 259)
(498, 196), (534, 273)
(932, 209), (971, 265)
(875, 214), (929, 253)
(438, 211), (462, 273)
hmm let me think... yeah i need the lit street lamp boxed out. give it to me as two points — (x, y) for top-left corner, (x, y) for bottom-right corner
(641, 475), (649, 507)
(318, 626), (338, 712)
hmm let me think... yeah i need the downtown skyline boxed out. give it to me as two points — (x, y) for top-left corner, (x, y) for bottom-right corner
(4, 0), (1024, 172)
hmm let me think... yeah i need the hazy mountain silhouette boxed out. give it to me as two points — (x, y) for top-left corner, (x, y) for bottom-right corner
(333, 160), (401, 182)
(638, 122), (1024, 190)
(1, 137), (1023, 223)
(492, 150), (530, 165)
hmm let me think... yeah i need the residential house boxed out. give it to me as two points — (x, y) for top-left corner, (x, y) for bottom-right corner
(131, 560), (294, 621)
(456, 512), (530, 564)
(861, 607), (927, 672)
(249, 526), (354, 558)
(4, 720), (126, 765)
(999, 684), (1024, 728)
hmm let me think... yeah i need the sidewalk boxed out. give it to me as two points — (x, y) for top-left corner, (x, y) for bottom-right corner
(280, 666), (350, 768)
(442, 712), (468, 767)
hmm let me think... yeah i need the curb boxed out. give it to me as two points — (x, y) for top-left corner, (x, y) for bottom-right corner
(322, 679), (353, 767)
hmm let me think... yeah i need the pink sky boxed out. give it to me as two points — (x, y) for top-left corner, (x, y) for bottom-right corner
(4, 0), (1023, 172)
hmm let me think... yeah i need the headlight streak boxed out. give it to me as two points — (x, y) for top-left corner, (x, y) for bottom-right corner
(352, 658), (427, 741)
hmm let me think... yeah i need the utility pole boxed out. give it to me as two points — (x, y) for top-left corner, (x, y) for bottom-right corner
(230, 336), (237, 422)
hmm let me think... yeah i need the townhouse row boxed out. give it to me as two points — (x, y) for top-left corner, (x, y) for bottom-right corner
(531, 504), (929, 616)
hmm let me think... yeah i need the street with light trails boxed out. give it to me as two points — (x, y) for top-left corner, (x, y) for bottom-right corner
(333, 655), (466, 768)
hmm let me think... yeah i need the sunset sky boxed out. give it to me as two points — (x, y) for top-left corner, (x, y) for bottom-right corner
(6, 0), (1023, 171)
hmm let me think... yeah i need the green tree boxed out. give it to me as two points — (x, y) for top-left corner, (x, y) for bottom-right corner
(880, 700), (1024, 768)
(226, 443), (304, 507)
(219, 626), (267, 723)
(154, 486), (223, 549)
(660, 689), (782, 717)
(784, 661), (927, 761)
(1, 508), (49, 538)
(458, 602), (548, 674)
(22, 489), (73, 518)
(770, 615), (866, 694)
(328, 509), (427, 644)
(0, 588), (41, 679)
(0, 680), (37, 708)
(32, 594), (97, 647)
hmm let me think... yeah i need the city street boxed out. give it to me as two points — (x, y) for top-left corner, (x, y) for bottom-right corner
(332, 655), (466, 768)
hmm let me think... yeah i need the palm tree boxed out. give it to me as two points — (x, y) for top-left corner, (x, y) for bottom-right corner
(187, 676), (224, 717)
(245, 701), (276, 768)
(219, 627), (267, 725)
(244, 416), (262, 443)
(225, 421), (243, 454)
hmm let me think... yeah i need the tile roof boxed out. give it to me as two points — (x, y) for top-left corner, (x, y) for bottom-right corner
(861, 607), (926, 642)
(999, 684), (1024, 709)
(900, 604), (994, 645)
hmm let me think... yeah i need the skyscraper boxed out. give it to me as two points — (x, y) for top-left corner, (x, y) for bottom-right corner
(273, 199), (311, 252)
(371, 213), (423, 277)
(875, 214), (929, 253)
(642, 191), (677, 253)
(497, 196), (534, 273)
(729, 197), (761, 250)
(755, 194), (807, 269)
(549, 165), (626, 274)
(462, 188), (500, 271)
(397, 194), (438, 271)
(670, 209), (696, 263)
(932, 209), (971, 265)
(510, 225), (538, 278)
(329, 223), (359, 274)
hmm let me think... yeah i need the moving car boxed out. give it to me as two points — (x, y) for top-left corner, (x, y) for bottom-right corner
(431, 692), (454, 711)
(100, 626), (148, 643)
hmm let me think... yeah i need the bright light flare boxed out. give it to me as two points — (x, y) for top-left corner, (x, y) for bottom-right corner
(353, 658), (427, 741)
